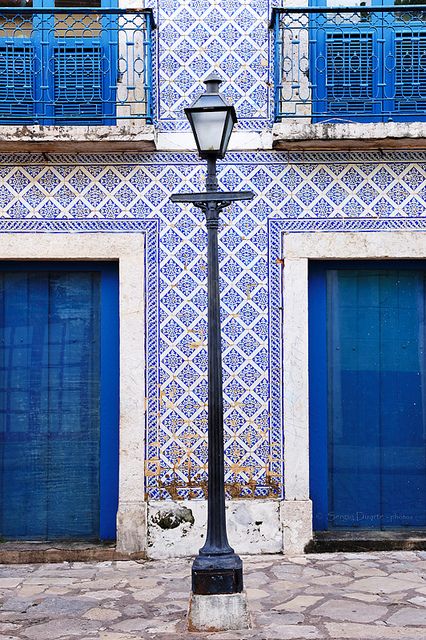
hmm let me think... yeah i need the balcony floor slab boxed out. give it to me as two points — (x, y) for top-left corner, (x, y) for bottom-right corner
(273, 121), (426, 151)
(0, 124), (156, 152)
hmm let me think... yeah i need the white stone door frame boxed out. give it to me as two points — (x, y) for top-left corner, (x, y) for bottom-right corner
(281, 230), (426, 552)
(0, 234), (147, 553)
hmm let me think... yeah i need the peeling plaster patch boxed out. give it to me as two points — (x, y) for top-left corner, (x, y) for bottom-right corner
(152, 506), (194, 530)
(147, 500), (282, 559)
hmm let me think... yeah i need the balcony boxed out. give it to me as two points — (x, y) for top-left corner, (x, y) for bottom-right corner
(0, 6), (155, 151)
(271, 5), (426, 150)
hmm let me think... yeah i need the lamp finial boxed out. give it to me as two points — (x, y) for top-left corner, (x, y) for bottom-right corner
(204, 71), (223, 94)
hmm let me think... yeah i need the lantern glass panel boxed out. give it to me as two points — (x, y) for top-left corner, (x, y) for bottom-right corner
(221, 112), (234, 155)
(190, 109), (228, 154)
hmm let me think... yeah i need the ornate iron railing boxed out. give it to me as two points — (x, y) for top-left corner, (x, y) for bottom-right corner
(0, 7), (155, 125)
(271, 5), (426, 122)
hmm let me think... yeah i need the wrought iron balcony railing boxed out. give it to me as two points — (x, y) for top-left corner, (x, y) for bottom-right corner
(0, 7), (155, 125)
(271, 5), (426, 123)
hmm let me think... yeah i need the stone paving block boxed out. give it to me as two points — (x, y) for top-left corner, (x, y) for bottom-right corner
(353, 568), (387, 577)
(246, 588), (270, 600)
(0, 623), (21, 633)
(325, 564), (353, 575)
(163, 592), (190, 603)
(390, 572), (425, 583)
(325, 622), (426, 639)
(1, 597), (46, 613)
(243, 571), (270, 585)
(28, 595), (98, 615)
(120, 604), (152, 617)
(345, 591), (381, 602)
(350, 576), (421, 593)
(83, 589), (127, 600)
(0, 567), (34, 576)
(260, 624), (324, 639)
(272, 595), (323, 611)
(20, 618), (100, 639)
(268, 612), (305, 624)
(408, 595), (426, 606)
(288, 556), (309, 564)
(83, 607), (123, 621)
(305, 584), (350, 595)
(24, 577), (77, 586)
(80, 578), (126, 590)
(131, 587), (164, 601)
(125, 577), (159, 588)
(387, 607), (426, 626)
(99, 634), (143, 640)
(16, 585), (47, 596)
(0, 612), (46, 624)
(268, 579), (307, 590)
(313, 575), (353, 585)
(112, 617), (175, 633)
(310, 598), (387, 622)
(0, 578), (23, 588)
(204, 632), (254, 640)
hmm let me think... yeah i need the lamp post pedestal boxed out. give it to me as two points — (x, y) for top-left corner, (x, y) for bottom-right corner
(188, 591), (250, 632)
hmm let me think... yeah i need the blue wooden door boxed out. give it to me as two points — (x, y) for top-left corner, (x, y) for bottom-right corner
(309, 262), (426, 530)
(0, 262), (118, 540)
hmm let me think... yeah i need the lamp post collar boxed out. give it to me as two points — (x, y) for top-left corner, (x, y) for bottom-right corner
(204, 72), (223, 94)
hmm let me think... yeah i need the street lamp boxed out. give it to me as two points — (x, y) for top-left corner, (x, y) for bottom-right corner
(184, 72), (236, 161)
(171, 73), (254, 599)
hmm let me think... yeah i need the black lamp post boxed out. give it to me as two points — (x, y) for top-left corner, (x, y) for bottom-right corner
(171, 72), (254, 596)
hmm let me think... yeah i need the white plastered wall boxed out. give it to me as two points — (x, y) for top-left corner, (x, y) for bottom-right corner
(0, 234), (146, 553)
(281, 230), (426, 553)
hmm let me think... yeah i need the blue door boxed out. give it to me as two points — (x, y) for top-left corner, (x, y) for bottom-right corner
(309, 262), (426, 531)
(0, 262), (118, 541)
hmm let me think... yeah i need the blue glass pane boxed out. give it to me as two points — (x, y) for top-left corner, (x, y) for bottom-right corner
(0, 271), (101, 540)
(327, 269), (426, 529)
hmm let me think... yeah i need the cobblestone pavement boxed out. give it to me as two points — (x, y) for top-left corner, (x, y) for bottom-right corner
(1, 551), (426, 639)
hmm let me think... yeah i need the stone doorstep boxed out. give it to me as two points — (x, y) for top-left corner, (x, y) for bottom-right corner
(306, 531), (426, 554)
(0, 542), (146, 564)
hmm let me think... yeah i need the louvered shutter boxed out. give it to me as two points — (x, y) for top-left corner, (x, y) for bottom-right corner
(393, 30), (426, 119)
(325, 31), (375, 117)
(53, 44), (103, 124)
(0, 43), (34, 123)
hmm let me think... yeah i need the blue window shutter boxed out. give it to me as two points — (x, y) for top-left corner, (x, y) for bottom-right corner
(50, 2), (118, 126)
(53, 44), (104, 124)
(393, 30), (426, 119)
(325, 31), (375, 118)
(0, 44), (34, 123)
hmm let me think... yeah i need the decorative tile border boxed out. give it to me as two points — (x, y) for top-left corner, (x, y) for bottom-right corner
(268, 217), (426, 498)
(0, 217), (161, 500)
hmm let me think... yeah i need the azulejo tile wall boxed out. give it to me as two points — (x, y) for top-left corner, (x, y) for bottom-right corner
(2, 151), (426, 500)
(154, 0), (271, 131)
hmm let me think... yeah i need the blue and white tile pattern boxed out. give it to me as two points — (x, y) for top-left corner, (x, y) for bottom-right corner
(1, 151), (426, 498)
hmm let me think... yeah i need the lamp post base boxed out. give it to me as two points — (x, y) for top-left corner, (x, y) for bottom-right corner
(188, 591), (251, 632)
(192, 552), (243, 595)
